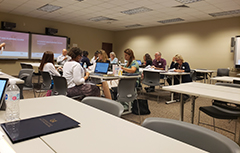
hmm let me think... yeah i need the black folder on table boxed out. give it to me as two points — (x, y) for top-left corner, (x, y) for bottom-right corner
(1, 112), (80, 143)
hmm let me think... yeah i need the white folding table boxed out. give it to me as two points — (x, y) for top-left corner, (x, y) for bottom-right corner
(0, 96), (206, 153)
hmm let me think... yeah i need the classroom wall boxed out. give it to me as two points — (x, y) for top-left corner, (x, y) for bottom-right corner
(0, 12), (114, 75)
(114, 17), (240, 71)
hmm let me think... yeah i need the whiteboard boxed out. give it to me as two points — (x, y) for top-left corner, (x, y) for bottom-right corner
(235, 36), (240, 68)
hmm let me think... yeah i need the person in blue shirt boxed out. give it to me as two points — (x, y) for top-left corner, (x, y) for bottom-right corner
(109, 52), (118, 64)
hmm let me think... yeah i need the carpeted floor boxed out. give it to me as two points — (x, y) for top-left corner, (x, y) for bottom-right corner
(22, 81), (240, 145)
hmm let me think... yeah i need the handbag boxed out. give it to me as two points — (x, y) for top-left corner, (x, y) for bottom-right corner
(131, 99), (151, 115)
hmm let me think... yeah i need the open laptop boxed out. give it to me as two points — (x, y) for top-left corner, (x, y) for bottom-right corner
(92, 62), (109, 76)
(136, 60), (142, 66)
(0, 78), (9, 110)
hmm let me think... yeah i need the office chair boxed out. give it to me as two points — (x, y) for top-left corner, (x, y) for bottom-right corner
(18, 69), (40, 98)
(142, 117), (240, 153)
(190, 70), (206, 82)
(81, 96), (124, 117)
(233, 79), (240, 84)
(217, 68), (230, 76)
(198, 83), (240, 142)
(142, 71), (163, 102)
(117, 78), (141, 123)
(52, 76), (85, 100)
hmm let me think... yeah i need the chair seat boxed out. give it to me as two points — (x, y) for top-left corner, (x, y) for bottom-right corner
(142, 80), (162, 86)
(199, 106), (240, 119)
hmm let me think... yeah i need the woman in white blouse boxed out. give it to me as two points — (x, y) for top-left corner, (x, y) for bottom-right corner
(39, 51), (60, 77)
(63, 47), (101, 98)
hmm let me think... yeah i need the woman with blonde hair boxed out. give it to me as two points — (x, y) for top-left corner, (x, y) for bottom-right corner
(96, 49), (110, 63)
(169, 54), (191, 84)
(109, 52), (118, 64)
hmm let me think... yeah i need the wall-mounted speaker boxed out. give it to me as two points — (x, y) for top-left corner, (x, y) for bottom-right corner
(67, 37), (71, 45)
(231, 37), (235, 52)
(45, 27), (58, 35)
(1, 21), (16, 30)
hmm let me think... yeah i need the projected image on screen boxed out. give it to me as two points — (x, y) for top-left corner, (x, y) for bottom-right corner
(0, 30), (29, 59)
(31, 34), (67, 59)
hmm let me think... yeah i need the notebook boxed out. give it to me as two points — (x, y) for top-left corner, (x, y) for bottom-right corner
(0, 78), (8, 110)
(1, 112), (80, 144)
(92, 62), (109, 76)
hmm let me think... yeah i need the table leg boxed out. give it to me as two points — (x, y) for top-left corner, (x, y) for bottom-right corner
(180, 93), (184, 121)
(191, 96), (197, 124)
(165, 76), (176, 104)
(204, 73), (206, 83)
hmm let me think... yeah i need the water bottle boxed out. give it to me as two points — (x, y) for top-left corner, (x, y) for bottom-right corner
(83, 62), (87, 69)
(5, 80), (20, 122)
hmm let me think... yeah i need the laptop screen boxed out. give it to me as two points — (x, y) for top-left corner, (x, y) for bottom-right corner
(0, 78), (9, 108)
(136, 60), (142, 66)
(94, 62), (109, 74)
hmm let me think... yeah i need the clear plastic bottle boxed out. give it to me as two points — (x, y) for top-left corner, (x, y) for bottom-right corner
(83, 62), (87, 69)
(5, 80), (20, 122)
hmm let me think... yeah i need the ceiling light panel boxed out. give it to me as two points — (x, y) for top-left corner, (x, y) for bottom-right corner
(121, 7), (153, 15)
(175, 0), (204, 4)
(158, 18), (184, 24)
(125, 24), (143, 28)
(37, 4), (62, 13)
(209, 9), (240, 17)
(89, 16), (117, 22)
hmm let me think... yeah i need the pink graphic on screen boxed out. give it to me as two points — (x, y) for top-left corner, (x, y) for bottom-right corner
(0, 30), (29, 58)
(31, 34), (67, 58)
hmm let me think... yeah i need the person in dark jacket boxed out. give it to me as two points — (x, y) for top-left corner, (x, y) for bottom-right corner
(168, 54), (192, 102)
(168, 54), (192, 85)
(143, 53), (152, 67)
(80, 50), (92, 68)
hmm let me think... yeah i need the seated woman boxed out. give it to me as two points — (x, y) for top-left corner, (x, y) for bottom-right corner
(168, 54), (192, 101)
(168, 54), (191, 85)
(143, 53), (152, 67)
(109, 52), (118, 64)
(39, 51), (61, 77)
(120, 48), (139, 74)
(90, 50), (99, 64)
(63, 47), (100, 99)
(96, 49), (110, 63)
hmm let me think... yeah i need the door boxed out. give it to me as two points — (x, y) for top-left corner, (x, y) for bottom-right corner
(102, 42), (112, 58)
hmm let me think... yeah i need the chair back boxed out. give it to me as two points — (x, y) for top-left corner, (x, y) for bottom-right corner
(82, 96), (124, 117)
(142, 117), (240, 153)
(117, 78), (137, 102)
(233, 80), (240, 84)
(20, 63), (33, 69)
(217, 68), (229, 76)
(142, 71), (161, 86)
(190, 70), (196, 81)
(215, 82), (240, 88)
(52, 76), (67, 95)
(40, 71), (52, 90)
(18, 69), (34, 87)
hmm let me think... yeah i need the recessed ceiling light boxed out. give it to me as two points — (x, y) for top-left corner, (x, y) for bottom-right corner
(175, 0), (204, 4)
(209, 9), (240, 17)
(76, 0), (84, 1)
(37, 4), (62, 13)
(125, 24), (143, 28)
(89, 16), (117, 22)
(158, 18), (184, 24)
(121, 7), (153, 15)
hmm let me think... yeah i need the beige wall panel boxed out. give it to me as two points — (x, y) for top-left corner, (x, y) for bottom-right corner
(114, 17), (240, 70)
